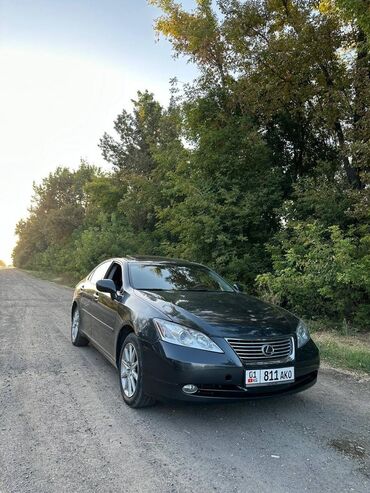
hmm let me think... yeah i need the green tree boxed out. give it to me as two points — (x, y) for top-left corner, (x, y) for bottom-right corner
(158, 91), (283, 284)
(99, 90), (186, 235)
(12, 162), (99, 271)
(321, 1), (370, 38)
(151, 0), (370, 326)
(100, 90), (164, 175)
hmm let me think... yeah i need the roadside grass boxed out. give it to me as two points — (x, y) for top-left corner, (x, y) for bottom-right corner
(19, 269), (370, 375)
(311, 329), (370, 375)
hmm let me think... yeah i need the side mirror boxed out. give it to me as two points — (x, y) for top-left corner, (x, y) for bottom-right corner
(96, 279), (117, 299)
(233, 283), (242, 292)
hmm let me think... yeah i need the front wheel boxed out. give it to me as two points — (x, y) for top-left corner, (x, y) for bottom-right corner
(71, 308), (89, 346)
(119, 333), (156, 408)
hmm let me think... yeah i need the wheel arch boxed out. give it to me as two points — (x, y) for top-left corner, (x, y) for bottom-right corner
(115, 324), (135, 367)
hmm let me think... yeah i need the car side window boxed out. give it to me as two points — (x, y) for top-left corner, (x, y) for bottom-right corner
(105, 262), (123, 291)
(90, 261), (111, 284)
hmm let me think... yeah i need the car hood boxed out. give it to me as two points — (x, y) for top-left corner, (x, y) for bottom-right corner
(135, 290), (298, 338)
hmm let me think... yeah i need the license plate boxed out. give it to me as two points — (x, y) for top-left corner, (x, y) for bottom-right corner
(245, 367), (295, 386)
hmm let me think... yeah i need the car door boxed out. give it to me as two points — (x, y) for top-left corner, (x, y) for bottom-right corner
(83, 260), (112, 338)
(90, 261), (123, 357)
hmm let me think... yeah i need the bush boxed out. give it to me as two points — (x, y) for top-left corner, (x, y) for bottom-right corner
(257, 222), (370, 328)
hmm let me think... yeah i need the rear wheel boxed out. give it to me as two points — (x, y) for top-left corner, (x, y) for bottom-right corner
(71, 308), (89, 346)
(119, 333), (156, 408)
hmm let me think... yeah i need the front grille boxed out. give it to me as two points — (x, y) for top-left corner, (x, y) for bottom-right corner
(226, 337), (294, 363)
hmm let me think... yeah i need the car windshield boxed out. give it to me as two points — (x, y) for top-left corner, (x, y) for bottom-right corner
(128, 263), (234, 292)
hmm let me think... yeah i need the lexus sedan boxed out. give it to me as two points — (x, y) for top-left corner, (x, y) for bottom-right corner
(71, 256), (319, 407)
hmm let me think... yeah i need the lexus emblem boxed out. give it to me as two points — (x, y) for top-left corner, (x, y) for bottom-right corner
(262, 344), (274, 356)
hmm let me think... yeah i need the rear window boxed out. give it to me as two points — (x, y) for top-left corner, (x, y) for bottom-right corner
(128, 263), (233, 292)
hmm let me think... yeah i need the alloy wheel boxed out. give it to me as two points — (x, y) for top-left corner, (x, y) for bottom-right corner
(120, 342), (139, 398)
(71, 310), (79, 342)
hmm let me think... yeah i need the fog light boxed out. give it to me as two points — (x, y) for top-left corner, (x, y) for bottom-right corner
(182, 384), (198, 394)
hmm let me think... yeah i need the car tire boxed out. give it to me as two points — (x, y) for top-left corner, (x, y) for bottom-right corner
(71, 307), (89, 347)
(119, 333), (156, 408)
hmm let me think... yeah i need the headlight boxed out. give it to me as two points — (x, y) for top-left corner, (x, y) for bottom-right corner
(154, 319), (223, 353)
(296, 320), (310, 348)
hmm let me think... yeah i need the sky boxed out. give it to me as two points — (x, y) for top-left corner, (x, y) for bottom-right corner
(0, 0), (197, 265)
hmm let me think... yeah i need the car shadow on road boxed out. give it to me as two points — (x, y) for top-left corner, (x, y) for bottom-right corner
(151, 391), (312, 422)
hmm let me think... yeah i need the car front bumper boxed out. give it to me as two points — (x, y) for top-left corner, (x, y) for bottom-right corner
(141, 338), (320, 402)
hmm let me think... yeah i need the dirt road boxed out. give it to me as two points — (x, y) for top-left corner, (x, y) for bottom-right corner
(0, 269), (369, 492)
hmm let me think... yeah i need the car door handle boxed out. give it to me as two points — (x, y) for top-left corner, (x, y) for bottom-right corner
(93, 293), (99, 302)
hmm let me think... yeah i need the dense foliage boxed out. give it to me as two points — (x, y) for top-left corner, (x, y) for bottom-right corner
(13, 1), (369, 329)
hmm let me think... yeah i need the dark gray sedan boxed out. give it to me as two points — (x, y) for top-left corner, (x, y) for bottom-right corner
(71, 256), (319, 407)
